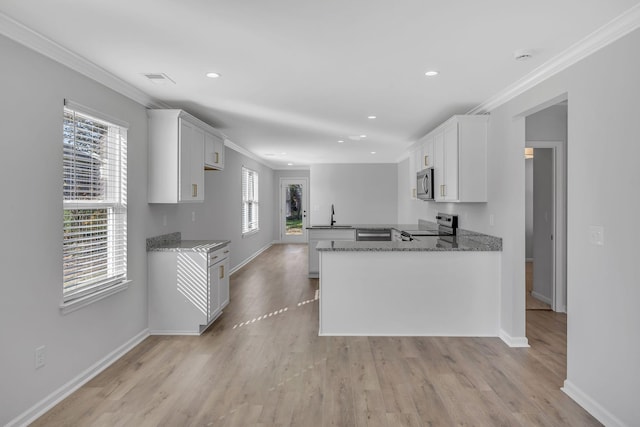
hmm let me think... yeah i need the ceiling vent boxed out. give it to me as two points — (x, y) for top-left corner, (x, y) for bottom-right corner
(143, 73), (175, 84)
(513, 49), (534, 61)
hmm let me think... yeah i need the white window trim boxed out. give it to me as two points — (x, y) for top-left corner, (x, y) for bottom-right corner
(61, 99), (129, 313)
(241, 166), (259, 236)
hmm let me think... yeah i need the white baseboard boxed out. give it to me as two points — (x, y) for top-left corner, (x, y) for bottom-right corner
(499, 329), (530, 347)
(531, 290), (553, 305)
(562, 380), (626, 427)
(229, 242), (273, 275)
(7, 329), (150, 427)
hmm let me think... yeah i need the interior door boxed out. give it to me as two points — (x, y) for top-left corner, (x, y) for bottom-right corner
(280, 178), (308, 243)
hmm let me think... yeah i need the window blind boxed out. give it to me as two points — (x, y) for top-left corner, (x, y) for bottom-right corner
(241, 166), (259, 234)
(63, 103), (128, 301)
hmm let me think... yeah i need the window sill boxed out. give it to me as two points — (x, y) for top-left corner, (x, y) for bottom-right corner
(242, 229), (259, 238)
(60, 280), (131, 315)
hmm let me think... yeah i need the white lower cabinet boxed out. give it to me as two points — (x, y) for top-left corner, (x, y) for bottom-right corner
(149, 245), (230, 335)
(308, 228), (355, 278)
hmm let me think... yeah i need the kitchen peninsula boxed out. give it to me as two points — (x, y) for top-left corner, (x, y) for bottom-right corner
(314, 225), (502, 337)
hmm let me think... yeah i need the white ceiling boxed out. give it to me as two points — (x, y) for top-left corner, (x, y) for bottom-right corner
(2, 0), (640, 168)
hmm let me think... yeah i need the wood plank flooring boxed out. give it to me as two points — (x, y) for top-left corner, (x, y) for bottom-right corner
(32, 244), (600, 426)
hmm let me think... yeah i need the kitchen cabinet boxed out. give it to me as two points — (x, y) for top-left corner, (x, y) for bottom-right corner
(205, 131), (225, 170)
(424, 115), (488, 203)
(148, 244), (230, 335)
(420, 135), (434, 169)
(148, 109), (224, 203)
(308, 228), (355, 278)
(408, 147), (420, 199)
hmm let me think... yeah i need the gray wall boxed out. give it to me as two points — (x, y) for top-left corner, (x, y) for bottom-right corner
(0, 34), (174, 424)
(525, 159), (533, 258)
(398, 28), (640, 427)
(310, 164), (397, 225)
(532, 148), (553, 302)
(174, 148), (276, 269)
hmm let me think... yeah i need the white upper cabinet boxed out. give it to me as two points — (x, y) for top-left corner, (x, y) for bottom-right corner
(420, 135), (434, 169)
(148, 109), (224, 203)
(204, 131), (225, 170)
(417, 115), (488, 203)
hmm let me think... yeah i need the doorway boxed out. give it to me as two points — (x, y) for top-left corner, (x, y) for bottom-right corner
(279, 178), (309, 243)
(524, 104), (567, 313)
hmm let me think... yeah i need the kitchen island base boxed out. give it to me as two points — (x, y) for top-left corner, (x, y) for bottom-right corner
(319, 250), (500, 337)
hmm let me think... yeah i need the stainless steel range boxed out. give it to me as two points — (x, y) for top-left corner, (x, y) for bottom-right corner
(400, 213), (458, 241)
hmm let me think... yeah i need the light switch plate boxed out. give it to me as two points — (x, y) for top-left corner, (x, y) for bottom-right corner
(589, 225), (604, 246)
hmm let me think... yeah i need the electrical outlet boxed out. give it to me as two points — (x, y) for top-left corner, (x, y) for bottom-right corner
(489, 214), (495, 227)
(35, 346), (45, 369)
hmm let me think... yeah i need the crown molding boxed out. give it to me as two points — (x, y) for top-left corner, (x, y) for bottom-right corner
(469, 3), (640, 114)
(0, 12), (170, 109)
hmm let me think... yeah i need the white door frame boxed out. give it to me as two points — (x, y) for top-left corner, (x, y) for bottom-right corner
(526, 140), (566, 313)
(279, 177), (309, 243)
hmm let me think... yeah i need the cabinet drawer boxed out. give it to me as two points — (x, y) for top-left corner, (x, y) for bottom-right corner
(208, 246), (230, 265)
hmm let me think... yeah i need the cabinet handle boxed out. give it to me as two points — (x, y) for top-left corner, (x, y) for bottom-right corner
(440, 185), (444, 197)
(424, 155), (429, 166)
(215, 152), (219, 164)
(223, 250), (230, 254)
(219, 265), (225, 279)
(211, 255), (218, 261)
(192, 184), (198, 197)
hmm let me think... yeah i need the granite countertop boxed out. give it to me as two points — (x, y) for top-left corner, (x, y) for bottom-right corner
(307, 221), (440, 232)
(146, 232), (230, 253)
(314, 226), (502, 252)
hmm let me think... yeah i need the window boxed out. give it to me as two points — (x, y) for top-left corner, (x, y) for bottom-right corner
(62, 100), (128, 307)
(242, 166), (259, 235)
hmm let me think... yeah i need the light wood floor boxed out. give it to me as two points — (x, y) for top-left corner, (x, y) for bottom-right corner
(33, 245), (600, 426)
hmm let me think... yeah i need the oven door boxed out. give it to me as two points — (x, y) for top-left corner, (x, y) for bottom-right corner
(417, 168), (434, 200)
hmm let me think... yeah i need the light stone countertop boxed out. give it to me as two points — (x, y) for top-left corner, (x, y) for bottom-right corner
(146, 232), (230, 253)
(314, 228), (502, 252)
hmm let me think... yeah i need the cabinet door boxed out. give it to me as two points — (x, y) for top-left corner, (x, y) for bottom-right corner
(179, 120), (205, 202)
(408, 148), (418, 199)
(421, 136), (434, 169)
(308, 239), (320, 276)
(219, 257), (230, 309)
(433, 131), (445, 201)
(190, 126), (205, 201)
(443, 123), (459, 201)
(205, 132), (225, 170)
(207, 263), (220, 322)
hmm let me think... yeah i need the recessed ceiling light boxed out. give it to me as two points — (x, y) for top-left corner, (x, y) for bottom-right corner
(368, 116), (376, 119)
(425, 70), (439, 77)
(370, 151), (376, 154)
(206, 72), (221, 78)
(287, 163), (293, 166)
(338, 140), (344, 143)
(360, 134), (367, 138)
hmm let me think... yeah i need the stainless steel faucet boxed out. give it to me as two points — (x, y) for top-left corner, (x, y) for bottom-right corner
(330, 204), (336, 226)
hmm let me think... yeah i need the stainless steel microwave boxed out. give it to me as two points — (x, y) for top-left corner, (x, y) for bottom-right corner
(417, 168), (434, 200)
